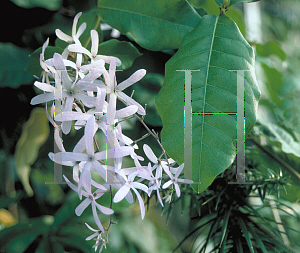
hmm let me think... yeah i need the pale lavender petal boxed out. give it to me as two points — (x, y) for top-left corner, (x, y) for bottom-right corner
(62, 121), (72, 135)
(92, 202), (104, 232)
(86, 233), (97, 241)
(131, 187), (145, 219)
(177, 179), (193, 184)
(107, 146), (134, 159)
(76, 22), (86, 38)
(131, 182), (148, 193)
(72, 12), (82, 36)
(143, 144), (158, 164)
(92, 161), (107, 181)
(128, 171), (138, 182)
(125, 190), (133, 204)
(175, 163), (184, 178)
(117, 91), (145, 115)
(30, 93), (54, 105)
(113, 184), (130, 203)
(81, 162), (92, 194)
(64, 96), (74, 113)
(77, 81), (106, 92)
(117, 69), (146, 91)
(73, 135), (86, 153)
(63, 175), (78, 193)
(68, 44), (92, 58)
(175, 183), (181, 197)
(108, 58), (116, 84)
(75, 93), (96, 107)
(156, 188), (164, 207)
(90, 30), (99, 57)
(96, 87), (106, 112)
(85, 116), (96, 156)
(75, 198), (91, 216)
(55, 112), (91, 121)
(94, 201), (114, 215)
(162, 180), (173, 189)
(55, 29), (73, 43)
(85, 222), (99, 233)
(94, 55), (121, 66)
(115, 105), (138, 119)
(107, 93), (117, 125)
(34, 81), (54, 92)
(54, 152), (88, 162)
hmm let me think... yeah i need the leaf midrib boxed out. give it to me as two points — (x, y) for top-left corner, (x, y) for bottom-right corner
(198, 16), (219, 189)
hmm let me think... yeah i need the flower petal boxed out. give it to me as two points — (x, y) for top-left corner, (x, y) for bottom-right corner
(115, 105), (138, 119)
(117, 69), (146, 91)
(85, 116), (96, 156)
(94, 201), (114, 215)
(117, 91), (145, 115)
(174, 183), (181, 197)
(90, 30), (99, 57)
(68, 44), (92, 58)
(55, 29), (73, 43)
(113, 184), (130, 203)
(53, 152), (88, 162)
(92, 202), (104, 232)
(143, 144), (158, 164)
(162, 180), (173, 189)
(34, 81), (55, 92)
(75, 198), (91, 216)
(175, 163), (184, 178)
(30, 93), (54, 105)
(131, 187), (145, 219)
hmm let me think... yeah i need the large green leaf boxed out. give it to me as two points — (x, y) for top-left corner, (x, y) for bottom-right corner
(155, 14), (260, 193)
(0, 43), (33, 87)
(97, 0), (201, 51)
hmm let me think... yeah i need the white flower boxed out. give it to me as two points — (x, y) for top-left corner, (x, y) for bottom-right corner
(53, 116), (134, 199)
(162, 163), (193, 197)
(104, 58), (146, 115)
(55, 12), (86, 44)
(85, 223), (107, 252)
(68, 29), (121, 67)
(113, 170), (148, 219)
(143, 144), (175, 187)
(63, 175), (113, 232)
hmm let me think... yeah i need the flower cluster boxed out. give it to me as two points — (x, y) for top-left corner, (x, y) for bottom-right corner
(30, 12), (193, 252)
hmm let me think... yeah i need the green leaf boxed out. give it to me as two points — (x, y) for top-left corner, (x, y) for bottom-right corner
(237, 217), (255, 253)
(261, 64), (283, 105)
(55, 235), (94, 253)
(14, 108), (50, 196)
(98, 39), (142, 70)
(0, 216), (53, 253)
(10, 0), (62, 10)
(25, 46), (63, 77)
(97, 0), (201, 51)
(264, 123), (300, 158)
(155, 14), (260, 193)
(256, 41), (286, 61)
(132, 73), (164, 126)
(0, 43), (33, 87)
